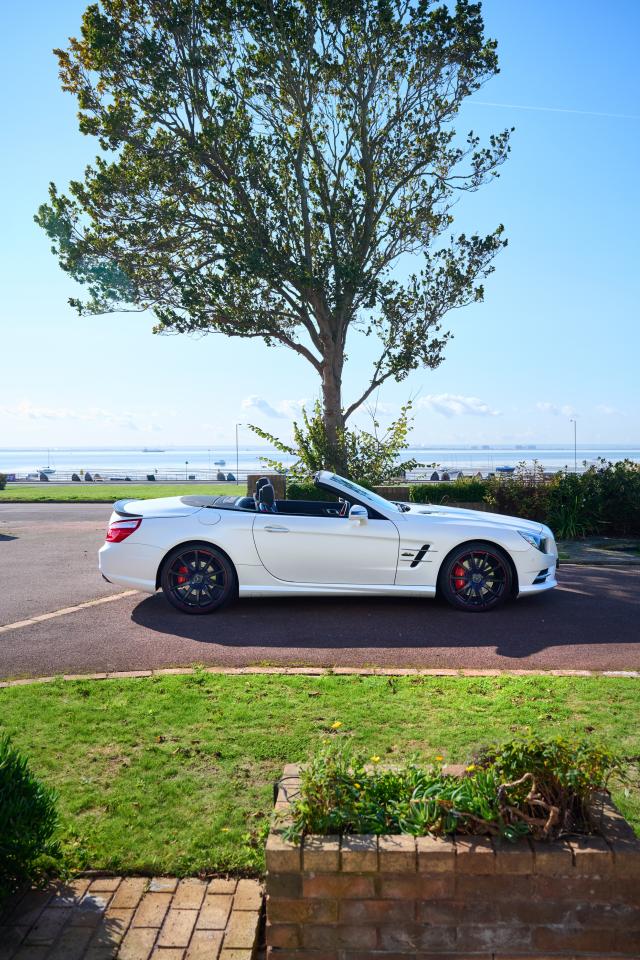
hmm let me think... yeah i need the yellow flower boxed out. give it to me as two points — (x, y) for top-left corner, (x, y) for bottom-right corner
(370, 755), (381, 763)
(331, 721), (342, 729)
(435, 755), (444, 762)
(354, 783), (361, 789)
(465, 764), (476, 772)
(221, 827), (230, 832)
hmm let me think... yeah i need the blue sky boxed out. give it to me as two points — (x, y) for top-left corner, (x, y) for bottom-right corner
(2, 0), (639, 447)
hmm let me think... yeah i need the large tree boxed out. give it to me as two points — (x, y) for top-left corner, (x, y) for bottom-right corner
(38, 0), (510, 471)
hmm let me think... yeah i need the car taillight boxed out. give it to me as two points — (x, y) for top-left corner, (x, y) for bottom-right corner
(106, 518), (142, 542)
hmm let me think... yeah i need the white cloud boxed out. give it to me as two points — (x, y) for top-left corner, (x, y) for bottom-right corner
(596, 404), (618, 416)
(417, 393), (500, 418)
(241, 395), (309, 419)
(0, 400), (151, 431)
(536, 402), (575, 417)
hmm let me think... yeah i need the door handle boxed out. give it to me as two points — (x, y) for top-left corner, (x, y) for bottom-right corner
(264, 525), (289, 533)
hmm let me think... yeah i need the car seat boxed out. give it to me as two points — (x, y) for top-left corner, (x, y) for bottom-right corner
(257, 483), (277, 513)
(254, 477), (271, 506)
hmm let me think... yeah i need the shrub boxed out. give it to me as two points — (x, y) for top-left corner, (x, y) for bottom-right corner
(483, 461), (552, 523)
(0, 474), (7, 491)
(283, 735), (625, 843)
(285, 480), (336, 502)
(0, 735), (61, 904)
(410, 480), (487, 504)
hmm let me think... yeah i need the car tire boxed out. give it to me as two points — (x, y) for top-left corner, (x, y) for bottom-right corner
(160, 542), (236, 615)
(439, 541), (512, 612)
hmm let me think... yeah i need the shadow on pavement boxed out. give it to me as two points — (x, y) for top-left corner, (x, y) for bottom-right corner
(130, 566), (640, 660)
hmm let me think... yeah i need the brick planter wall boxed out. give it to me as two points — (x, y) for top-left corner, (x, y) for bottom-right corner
(266, 765), (640, 959)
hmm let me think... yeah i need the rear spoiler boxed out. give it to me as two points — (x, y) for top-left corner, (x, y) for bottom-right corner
(113, 499), (142, 518)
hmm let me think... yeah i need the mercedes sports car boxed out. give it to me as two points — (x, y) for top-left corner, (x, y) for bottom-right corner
(99, 472), (558, 614)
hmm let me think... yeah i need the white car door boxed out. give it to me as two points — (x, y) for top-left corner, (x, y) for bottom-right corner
(252, 513), (399, 584)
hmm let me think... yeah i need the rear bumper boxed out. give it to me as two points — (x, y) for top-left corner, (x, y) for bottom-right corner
(98, 541), (162, 593)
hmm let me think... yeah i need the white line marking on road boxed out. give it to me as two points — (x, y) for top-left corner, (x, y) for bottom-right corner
(0, 591), (138, 634)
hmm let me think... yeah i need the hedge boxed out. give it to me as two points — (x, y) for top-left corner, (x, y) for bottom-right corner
(409, 480), (488, 504)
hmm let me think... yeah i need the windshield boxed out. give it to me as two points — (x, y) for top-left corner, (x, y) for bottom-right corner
(327, 474), (400, 513)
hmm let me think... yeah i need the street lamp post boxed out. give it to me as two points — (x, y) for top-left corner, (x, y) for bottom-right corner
(235, 424), (241, 486)
(569, 419), (577, 473)
(185, 460), (189, 480)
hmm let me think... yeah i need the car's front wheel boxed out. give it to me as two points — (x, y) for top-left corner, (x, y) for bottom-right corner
(439, 541), (512, 612)
(160, 543), (236, 614)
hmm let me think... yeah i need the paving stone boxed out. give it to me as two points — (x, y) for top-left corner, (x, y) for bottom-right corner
(24, 907), (72, 945)
(0, 925), (28, 959)
(149, 878), (179, 894)
(71, 892), (112, 927)
(172, 881), (207, 910)
(9, 890), (54, 927)
(132, 893), (172, 928)
(233, 881), (261, 911)
(207, 880), (236, 895)
(47, 924), (94, 959)
(87, 907), (134, 956)
(196, 895), (232, 930)
(219, 951), (253, 960)
(50, 879), (91, 907)
(88, 879), (121, 894)
(9, 946), (50, 960)
(118, 925), (158, 960)
(186, 929), (224, 959)
(222, 910), (259, 950)
(150, 950), (184, 959)
(157, 909), (198, 948)
(110, 878), (148, 911)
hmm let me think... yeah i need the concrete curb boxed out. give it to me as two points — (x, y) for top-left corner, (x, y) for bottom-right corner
(1, 664), (638, 688)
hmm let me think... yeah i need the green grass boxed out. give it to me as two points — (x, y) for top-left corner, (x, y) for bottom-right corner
(0, 674), (637, 877)
(0, 484), (244, 503)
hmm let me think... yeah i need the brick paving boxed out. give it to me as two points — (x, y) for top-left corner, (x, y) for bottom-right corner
(0, 878), (262, 960)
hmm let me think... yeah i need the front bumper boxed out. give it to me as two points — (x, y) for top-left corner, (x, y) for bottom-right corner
(515, 543), (558, 597)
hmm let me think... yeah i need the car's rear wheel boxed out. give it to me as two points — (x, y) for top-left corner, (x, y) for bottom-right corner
(439, 541), (512, 612)
(160, 543), (236, 614)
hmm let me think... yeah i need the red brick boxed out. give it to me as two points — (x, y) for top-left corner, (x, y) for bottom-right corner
(266, 922), (301, 948)
(266, 833), (301, 873)
(615, 927), (640, 954)
(8, 889), (54, 927)
(303, 875), (375, 899)
(378, 923), (456, 951)
(150, 949), (183, 960)
(418, 899), (497, 926)
(610, 838), (640, 878)
(267, 873), (302, 899)
(378, 874), (454, 900)
(87, 907), (133, 954)
(534, 874), (613, 901)
(531, 839), (573, 875)
(303, 836), (340, 872)
(456, 874), (533, 900)
(495, 898), (578, 925)
(24, 908), (72, 945)
(233, 879), (261, 910)
(50, 879), (91, 907)
(266, 951), (337, 960)
(569, 835), (615, 876)
(455, 837), (495, 874)
(70, 892), (112, 927)
(302, 924), (377, 949)
(88, 878), (122, 893)
(533, 925), (616, 952)
(493, 837), (534, 875)
(172, 879), (207, 910)
(132, 892), (172, 928)
(416, 835), (455, 874)
(118, 926), (156, 960)
(148, 877), (179, 893)
(47, 925), (94, 960)
(340, 836), (378, 872)
(340, 899), (412, 923)
(268, 898), (337, 923)
(378, 835), (416, 872)
(454, 924), (532, 952)
(196, 894), (233, 929)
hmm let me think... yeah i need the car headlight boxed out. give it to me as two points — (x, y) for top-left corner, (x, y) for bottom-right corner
(518, 529), (545, 551)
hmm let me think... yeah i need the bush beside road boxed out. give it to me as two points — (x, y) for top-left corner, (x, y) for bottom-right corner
(0, 483), (244, 503)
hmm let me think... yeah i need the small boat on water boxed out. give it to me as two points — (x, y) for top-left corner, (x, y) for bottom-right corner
(496, 465), (516, 474)
(142, 448), (165, 452)
(213, 459), (226, 466)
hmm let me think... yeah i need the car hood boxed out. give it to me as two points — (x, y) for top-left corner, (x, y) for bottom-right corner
(113, 496), (203, 519)
(399, 502), (545, 534)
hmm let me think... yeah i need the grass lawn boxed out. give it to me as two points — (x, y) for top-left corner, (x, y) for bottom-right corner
(1, 673), (638, 877)
(0, 484), (244, 503)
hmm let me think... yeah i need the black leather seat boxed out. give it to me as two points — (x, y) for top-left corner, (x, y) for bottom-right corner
(258, 483), (277, 513)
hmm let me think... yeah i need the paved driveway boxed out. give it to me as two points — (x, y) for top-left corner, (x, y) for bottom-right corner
(1, 504), (639, 678)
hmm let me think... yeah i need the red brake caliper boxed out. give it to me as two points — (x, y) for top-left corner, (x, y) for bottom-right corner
(453, 564), (466, 591)
(176, 564), (189, 585)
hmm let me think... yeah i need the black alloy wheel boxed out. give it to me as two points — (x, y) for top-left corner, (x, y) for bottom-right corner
(160, 543), (236, 614)
(439, 541), (512, 612)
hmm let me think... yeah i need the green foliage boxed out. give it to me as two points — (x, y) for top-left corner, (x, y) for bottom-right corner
(0, 735), (61, 904)
(37, 0), (510, 464)
(284, 734), (626, 843)
(410, 479), (487, 504)
(249, 400), (418, 486)
(285, 480), (336, 502)
(0, 474), (6, 491)
(483, 459), (640, 537)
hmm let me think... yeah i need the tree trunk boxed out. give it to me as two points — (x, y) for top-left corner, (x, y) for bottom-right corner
(321, 355), (346, 475)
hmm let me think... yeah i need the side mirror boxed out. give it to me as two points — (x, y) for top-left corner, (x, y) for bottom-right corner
(349, 504), (368, 524)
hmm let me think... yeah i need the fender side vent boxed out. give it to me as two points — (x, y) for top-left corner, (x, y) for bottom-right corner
(410, 544), (431, 568)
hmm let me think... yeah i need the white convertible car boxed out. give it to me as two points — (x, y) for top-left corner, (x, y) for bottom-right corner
(99, 472), (558, 614)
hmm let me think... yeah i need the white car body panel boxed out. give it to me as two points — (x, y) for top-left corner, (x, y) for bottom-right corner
(98, 472), (558, 604)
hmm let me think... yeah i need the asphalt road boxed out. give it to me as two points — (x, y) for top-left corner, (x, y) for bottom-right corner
(1, 503), (639, 679)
